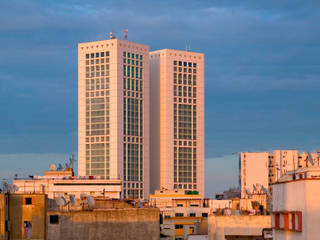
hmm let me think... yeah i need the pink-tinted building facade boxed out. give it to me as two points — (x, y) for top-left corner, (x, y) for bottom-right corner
(150, 49), (205, 197)
(78, 38), (150, 199)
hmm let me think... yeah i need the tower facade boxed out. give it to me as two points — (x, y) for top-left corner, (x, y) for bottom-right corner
(78, 38), (150, 199)
(150, 49), (205, 196)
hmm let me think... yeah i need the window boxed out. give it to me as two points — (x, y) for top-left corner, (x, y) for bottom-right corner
(175, 213), (184, 217)
(177, 204), (183, 207)
(189, 213), (196, 217)
(175, 224), (183, 229)
(164, 215), (170, 219)
(202, 213), (208, 218)
(50, 215), (59, 224)
(25, 198), (32, 205)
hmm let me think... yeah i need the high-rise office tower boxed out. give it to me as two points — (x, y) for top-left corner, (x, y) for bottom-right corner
(150, 49), (205, 197)
(78, 36), (150, 199)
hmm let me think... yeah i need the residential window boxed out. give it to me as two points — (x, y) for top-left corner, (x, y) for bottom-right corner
(175, 213), (184, 217)
(202, 213), (208, 218)
(189, 213), (196, 217)
(50, 215), (59, 224)
(175, 224), (183, 229)
(25, 198), (32, 205)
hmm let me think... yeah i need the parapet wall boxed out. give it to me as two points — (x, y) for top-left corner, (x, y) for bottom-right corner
(47, 208), (160, 240)
(208, 215), (271, 240)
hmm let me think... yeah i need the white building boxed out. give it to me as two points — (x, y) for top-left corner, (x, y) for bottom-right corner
(150, 49), (205, 197)
(78, 35), (150, 199)
(240, 150), (320, 200)
(239, 152), (269, 198)
(13, 169), (122, 199)
(272, 166), (320, 240)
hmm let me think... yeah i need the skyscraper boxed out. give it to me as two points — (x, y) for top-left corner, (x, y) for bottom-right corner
(78, 36), (150, 199)
(149, 49), (205, 197)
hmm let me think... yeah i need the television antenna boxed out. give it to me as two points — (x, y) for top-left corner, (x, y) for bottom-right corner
(49, 164), (56, 171)
(124, 29), (128, 40)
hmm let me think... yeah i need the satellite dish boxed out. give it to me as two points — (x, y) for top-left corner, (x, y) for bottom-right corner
(307, 152), (315, 166)
(55, 195), (67, 207)
(2, 182), (9, 192)
(87, 195), (95, 207)
(253, 184), (257, 191)
(8, 184), (19, 193)
(80, 193), (86, 200)
(49, 164), (56, 171)
(69, 195), (75, 206)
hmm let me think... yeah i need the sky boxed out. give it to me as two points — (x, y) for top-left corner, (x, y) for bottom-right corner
(0, 0), (319, 197)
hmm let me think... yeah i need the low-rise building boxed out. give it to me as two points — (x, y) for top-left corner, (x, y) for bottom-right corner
(0, 193), (47, 240)
(151, 189), (210, 240)
(208, 215), (272, 240)
(47, 207), (159, 240)
(0, 192), (159, 240)
(13, 168), (122, 199)
(272, 166), (320, 240)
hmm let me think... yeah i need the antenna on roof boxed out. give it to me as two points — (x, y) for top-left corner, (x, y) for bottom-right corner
(110, 31), (116, 39)
(124, 29), (128, 40)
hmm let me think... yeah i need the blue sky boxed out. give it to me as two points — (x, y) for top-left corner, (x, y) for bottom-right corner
(0, 0), (319, 197)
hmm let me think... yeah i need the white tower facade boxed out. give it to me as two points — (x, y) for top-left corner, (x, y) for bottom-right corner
(150, 49), (205, 197)
(78, 38), (150, 199)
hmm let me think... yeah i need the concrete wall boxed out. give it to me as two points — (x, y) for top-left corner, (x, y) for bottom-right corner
(273, 179), (320, 240)
(47, 208), (160, 240)
(208, 215), (271, 240)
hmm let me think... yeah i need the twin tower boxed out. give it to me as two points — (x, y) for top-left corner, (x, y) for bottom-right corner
(78, 37), (204, 199)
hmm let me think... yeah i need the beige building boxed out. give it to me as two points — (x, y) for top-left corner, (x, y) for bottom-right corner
(0, 193), (47, 240)
(13, 168), (122, 199)
(47, 201), (159, 240)
(272, 166), (320, 240)
(150, 189), (209, 240)
(150, 49), (205, 197)
(239, 152), (269, 198)
(208, 215), (272, 240)
(78, 36), (150, 199)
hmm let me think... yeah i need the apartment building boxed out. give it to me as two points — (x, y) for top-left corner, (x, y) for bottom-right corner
(240, 150), (320, 199)
(78, 36), (150, 199)
(272, 166), (320, 240)
(150, 49), (205, 197)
